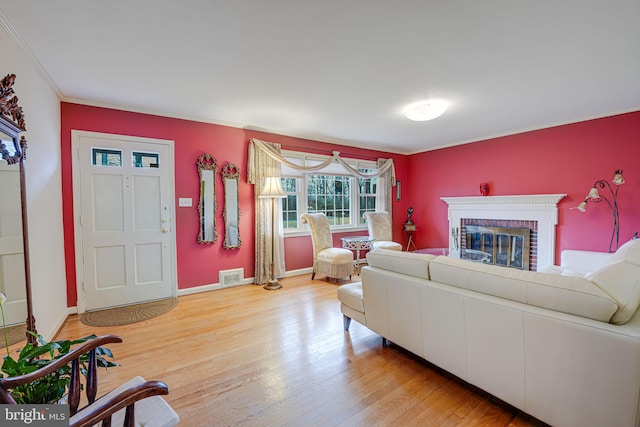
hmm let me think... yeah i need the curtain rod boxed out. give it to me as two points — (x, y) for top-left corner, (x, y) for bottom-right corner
(279, 144), (382, 161)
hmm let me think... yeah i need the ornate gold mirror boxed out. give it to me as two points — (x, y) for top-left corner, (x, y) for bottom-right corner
(197, 153), (217, 244)
(221, 163), (241, 249)
(0, 74), (36, 344)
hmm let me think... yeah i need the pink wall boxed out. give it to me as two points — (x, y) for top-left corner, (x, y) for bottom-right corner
(406, 111), (640, 259)
(61, 103), (409, 306)
(61, 103), (639, 307)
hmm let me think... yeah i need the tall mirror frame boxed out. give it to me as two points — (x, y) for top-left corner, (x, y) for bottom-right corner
(197, 153), (217, 244)
(221, 163), (241, 249)
(0, 74), (36, 344)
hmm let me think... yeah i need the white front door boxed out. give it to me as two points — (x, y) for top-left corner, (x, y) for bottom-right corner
(72, 131), (177, 311)
(0, 162), (27, 325)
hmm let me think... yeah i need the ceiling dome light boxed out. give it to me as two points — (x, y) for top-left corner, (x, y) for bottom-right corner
(403, 100), (448, 121)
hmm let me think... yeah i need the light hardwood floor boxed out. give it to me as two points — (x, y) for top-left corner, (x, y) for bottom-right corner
(46, 274), (546, 426)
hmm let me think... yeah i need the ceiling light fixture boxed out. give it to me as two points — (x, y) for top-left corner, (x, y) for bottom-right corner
(403, 100), (448, 121)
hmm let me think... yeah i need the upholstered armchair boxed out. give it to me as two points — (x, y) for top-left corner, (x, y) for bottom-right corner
(363, 211), (402, 251)
(301, 213), (353, 282)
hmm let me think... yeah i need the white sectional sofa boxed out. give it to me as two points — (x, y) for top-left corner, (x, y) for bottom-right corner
(337, 239), (640, 427)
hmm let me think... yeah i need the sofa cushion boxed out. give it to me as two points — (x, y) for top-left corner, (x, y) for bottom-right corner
(539, 265), (587, 277)
(588, 260), (640, 324)
(337, 282), (365, 313)
(69, 376), (179, 427)
(372, 241), (403, 251)
(366, 248), (435, 280)
(429, 256), (618, 322)
(318, 247), (353, 262)
(609, 238), (640, 265)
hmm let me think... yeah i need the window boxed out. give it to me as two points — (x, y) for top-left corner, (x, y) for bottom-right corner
(132, 151), (159, 168)
(92, 148), (122, 167)
(281, 177), (299, 229)
(280, 151), (380, 234)
(358, 170), (377, 224)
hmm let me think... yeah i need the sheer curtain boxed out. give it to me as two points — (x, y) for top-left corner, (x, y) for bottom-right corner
(248, 140), (285, 285)
(375, 158), (393, 213)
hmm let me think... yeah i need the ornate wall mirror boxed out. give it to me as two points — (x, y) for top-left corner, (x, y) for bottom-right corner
(221, 163), (241, 249)
(197, 153), (217, 244)
(0, 74), (36, 344)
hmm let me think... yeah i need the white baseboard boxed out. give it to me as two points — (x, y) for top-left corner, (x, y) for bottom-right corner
(178, 283), (221, 296)
(177, 277), (255, 296)
(177, 268), (313, 295)
(42, 309), (71, 342)
(283, 267), (313, 277)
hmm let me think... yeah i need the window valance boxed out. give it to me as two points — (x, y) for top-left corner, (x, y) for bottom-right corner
(249, 138), (396, 183)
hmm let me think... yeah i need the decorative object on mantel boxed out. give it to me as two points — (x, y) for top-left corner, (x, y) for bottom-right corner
(479, 182), (489, 196)
(574, 170), (625, 252)
(259, 177), (286, 290)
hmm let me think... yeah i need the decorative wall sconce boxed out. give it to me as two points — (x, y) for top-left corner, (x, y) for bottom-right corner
(574, 170), (625, 252)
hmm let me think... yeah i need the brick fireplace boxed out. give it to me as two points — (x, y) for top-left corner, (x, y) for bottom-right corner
(441, 194), (566, 271)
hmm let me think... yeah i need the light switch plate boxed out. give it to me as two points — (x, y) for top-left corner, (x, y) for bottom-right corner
(178, 198), (192, 207)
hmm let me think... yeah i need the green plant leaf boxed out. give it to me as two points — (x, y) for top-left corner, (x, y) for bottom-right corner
(1, 334), (119, 404)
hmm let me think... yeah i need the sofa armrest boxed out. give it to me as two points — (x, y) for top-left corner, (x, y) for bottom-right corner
(560, 250), (615, 275)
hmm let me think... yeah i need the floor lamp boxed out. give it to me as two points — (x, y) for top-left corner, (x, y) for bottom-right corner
(574, 170), (625, 252)
(259, 177), (285, 290)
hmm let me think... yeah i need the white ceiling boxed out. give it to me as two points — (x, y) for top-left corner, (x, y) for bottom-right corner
(0, 1), (638, 154)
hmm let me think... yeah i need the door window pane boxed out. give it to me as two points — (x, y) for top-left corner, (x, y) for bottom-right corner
(133, 151), (159, 168)
(92, 148), (122, 167)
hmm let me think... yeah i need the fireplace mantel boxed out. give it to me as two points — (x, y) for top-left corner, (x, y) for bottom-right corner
(441, 194), (566, 271)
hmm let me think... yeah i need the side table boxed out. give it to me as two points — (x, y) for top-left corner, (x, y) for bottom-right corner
(340, 236), (375, 274)
(403, 224), (417, 251)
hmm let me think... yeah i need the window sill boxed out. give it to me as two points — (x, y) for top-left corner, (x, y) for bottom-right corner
(285, 226), (368, 238)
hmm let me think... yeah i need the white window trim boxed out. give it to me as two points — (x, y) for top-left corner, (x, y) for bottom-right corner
(281, 150), (376, 237)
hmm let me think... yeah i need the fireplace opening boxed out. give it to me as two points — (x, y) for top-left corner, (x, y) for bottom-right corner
(464, 225), (530, 270)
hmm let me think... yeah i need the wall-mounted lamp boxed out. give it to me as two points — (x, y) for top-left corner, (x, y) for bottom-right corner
(574, 170), (625, 252)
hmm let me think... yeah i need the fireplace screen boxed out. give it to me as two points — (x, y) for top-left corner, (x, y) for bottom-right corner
(464, 226), (530, 270)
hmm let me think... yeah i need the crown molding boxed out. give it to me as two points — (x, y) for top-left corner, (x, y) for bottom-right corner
(0, 8), (63, 99)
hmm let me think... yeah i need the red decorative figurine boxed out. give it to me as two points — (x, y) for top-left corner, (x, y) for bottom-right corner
(479, 182), (489, 196)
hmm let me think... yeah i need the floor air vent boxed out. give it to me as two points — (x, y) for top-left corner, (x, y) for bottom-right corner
(219, 268), (244, 287)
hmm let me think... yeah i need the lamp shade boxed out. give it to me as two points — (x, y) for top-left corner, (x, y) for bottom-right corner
(576, 200), (588, 212)
(259, 176), (285, 198)
(613, 171), (625, 185)
(586, 187), (600, 199)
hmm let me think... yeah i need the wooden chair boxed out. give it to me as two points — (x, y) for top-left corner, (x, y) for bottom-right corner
(301, 213), (353, 282)
(0, 334), (179, 427)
